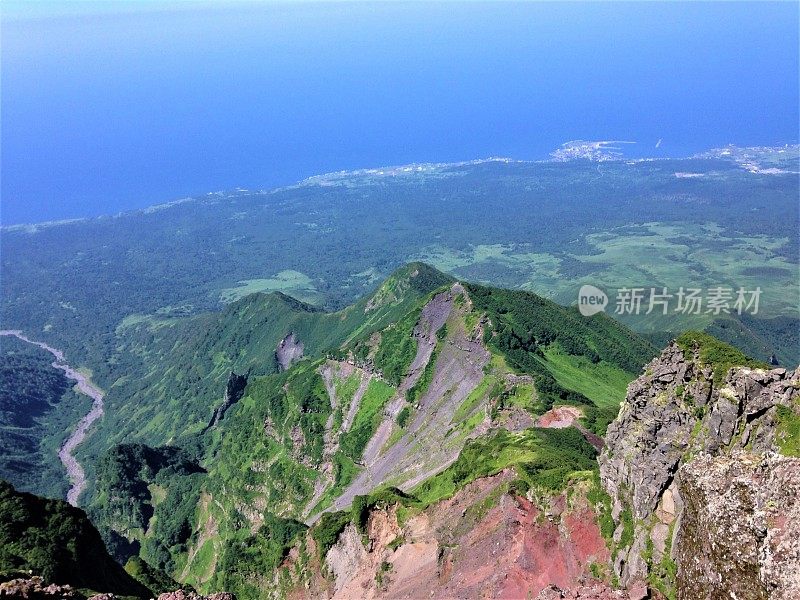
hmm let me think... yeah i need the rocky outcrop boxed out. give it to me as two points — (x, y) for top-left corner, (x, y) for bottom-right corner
(0, 580), (240, 600)
(317, 471), (611, 599)
(535, 583), (636, 599)
(276, 333), (304, 371)
(676, 452), (800, 600)
(599, 339), (800, 596)
(0, 577), (83, 599)
(156, 591), (236, 600)
(0, 580), (235, 600)
(206, 372), (248, 429)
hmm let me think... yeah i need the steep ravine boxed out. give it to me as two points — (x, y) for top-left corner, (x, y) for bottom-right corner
(330, 283), (492, 512)
(301, 336), (799, 600)
(0, 330), (104, 505)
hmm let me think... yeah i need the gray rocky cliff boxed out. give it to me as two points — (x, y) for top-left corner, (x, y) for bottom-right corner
(276, 332), (304, 371)
(598, 339), (799, 598)
(676, 452), (800, 599)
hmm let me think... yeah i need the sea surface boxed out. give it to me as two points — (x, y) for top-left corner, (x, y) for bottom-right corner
(1, 1), (798, 224)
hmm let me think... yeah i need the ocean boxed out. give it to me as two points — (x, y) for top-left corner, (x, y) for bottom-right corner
(1, 1), (798, 224)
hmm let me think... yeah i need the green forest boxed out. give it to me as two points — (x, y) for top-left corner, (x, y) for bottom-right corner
(0, 337), (89, 497)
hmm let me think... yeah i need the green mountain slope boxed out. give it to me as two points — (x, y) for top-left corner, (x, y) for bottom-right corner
(0, 479), (152, 598)
(89, 264), (658, 597)
(3, 158), (797, 504)
(7, 324), (791, 600)
(78, 263), (453, 482)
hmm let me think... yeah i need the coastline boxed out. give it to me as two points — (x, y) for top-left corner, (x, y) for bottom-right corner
(1, 142), (797, 232)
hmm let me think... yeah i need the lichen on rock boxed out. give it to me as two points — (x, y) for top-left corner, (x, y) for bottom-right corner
(598, 337), (800, 597)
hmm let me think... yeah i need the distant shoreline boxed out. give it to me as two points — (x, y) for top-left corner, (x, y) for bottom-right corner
(2, 142), (797, 232)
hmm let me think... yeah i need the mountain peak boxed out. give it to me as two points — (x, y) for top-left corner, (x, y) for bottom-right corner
(362, 262), (454, 314)
(385, 262), (454, 292)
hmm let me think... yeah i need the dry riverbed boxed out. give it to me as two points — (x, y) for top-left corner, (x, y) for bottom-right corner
(1, 330), (104, 505)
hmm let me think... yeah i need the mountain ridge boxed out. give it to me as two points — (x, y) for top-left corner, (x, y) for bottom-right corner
(2, 300), (797, 598)
(82, 264), (657, 597)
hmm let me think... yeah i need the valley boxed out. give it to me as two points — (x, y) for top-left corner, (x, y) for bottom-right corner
(5, 263), (645, 597)
(0, 330), (104, 505)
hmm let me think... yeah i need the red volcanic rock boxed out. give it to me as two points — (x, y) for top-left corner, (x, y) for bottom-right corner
(536, 583), (630, 599)
(536, 406), (582, 429)
(321, 470), (615, 599)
